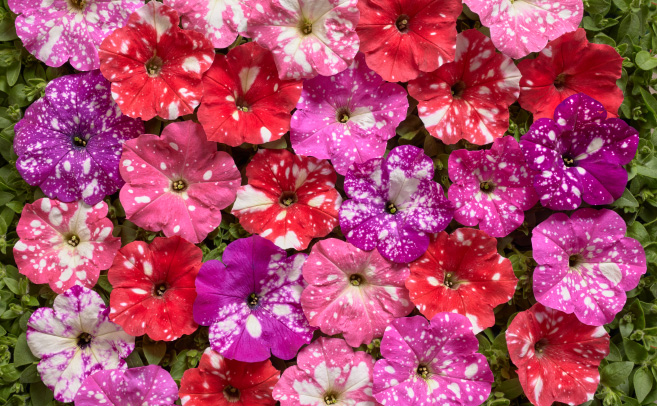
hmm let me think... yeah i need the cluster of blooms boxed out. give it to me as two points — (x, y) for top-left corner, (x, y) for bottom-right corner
(8, 0), (646, 405)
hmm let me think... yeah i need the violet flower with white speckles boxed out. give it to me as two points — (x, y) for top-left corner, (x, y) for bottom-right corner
(27, 286), (135, 403)
(291, 53), (409, 175)
(532, 208), (646, 326)
(13, 70), (143, 205)
(193, 235), (314, 362)
(339, 145), (454, 263)
(520, 93), (638, 210)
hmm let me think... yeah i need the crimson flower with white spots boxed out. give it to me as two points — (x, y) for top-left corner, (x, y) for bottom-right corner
(14, 198), (120, 294)
(198, 42), (302, 147)
(407, 228), (517, 333)
(506, 303), (610, 406)
(99, 2), (214, 120)
(408, 29), (521, 146)
(232, 148), (341, 250)
(108, 236), (202, 342)
(119, 121), (241, 244)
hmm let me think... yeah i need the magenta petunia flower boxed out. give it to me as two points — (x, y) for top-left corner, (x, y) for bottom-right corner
(520, 93), (639, 210)
(10, 0), (142, 70)
(14, 198), (121, 294)
(463, 0), (583, 59)
(27, 286), (135, 403)
(448, 136), (538, 237)
(408, 29), (521, 146)
(164, 0), (251, 48)
(374, 314), (493, 405)
(75, 365), (179, 406)
(119, 121), (241, 244)
(193, 235), (314, 362)
(301, 238), (414, 347)
(13, 70), (144, 205)
(246, 0), (359, 80)
(532, 209), (646, 325)
(339, 145), (454, 263)
(291, 53), (408, 175)
(506, 303), (610, 406)
(273, 337), (376, 406)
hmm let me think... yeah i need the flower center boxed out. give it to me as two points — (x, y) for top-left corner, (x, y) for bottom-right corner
(236, 103), (249, 113)
(72, 136), (87, 148)
(247, 293), (259, 309)
(337, 107), (351, 123)
(396, 14), (410, 33)
(77, 332), (93, 348)
(68, 0), (87, 9)
(145, 55), (164, 77)
(562, 155), (576, 167)
(324, 393), (339, 405)
(569, 254), (583, 269)
(171, 179), (187, 192)
(349, 274), (364, 286)
(300, 18), (313, 35)
(223, 385), (240, 402)
(154, 283), (167, 297)
(443, 272), (458, 289)
(279, 191), (298, 207)
(479, 181), (495, 193)
(384, 201), (399, 214)
(534, 338), (549, 356)
(417, 364), (431, 379)
(451, 81), (467, 99)
(66, 234), (81, 247)
(554, 73), (568, 90)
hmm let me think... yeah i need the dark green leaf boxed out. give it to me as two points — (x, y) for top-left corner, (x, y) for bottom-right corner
(13, 334), (38, 367)
(634, 367), (653, 403)
(18, 364), (39, 384)
(624, 338), (649, 363)
(143, 339), (167, 366)
(29, 381), (54, 406)
(601, 361), (634, 387)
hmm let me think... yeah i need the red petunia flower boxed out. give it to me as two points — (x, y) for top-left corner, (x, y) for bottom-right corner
(198, 42), (302, 147)
(179, 348), (279, 406)
(99, 2), (214, 120)
(406, 228), (517, 333)
(108, 236), (202, 341)
(506, 303), (610, 406)
(356, 0), (461, 82)
(518, 28), (623, 120)
(232, 149), (341, 250)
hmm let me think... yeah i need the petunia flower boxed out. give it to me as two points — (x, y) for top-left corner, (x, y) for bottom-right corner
(164, 0), (251, 48)
(14, 198), (121, 294)
(301, 238), (414, 347)
(232, 148), (341, 250)
(448, 136), (538, 237)
(406, 228), (517, 333)
(120, 121), (241, 244)
(75, 365), (179, 406)
(373, 313), (493, 405)
(99, 2), (215, 120)
(518, 28), (624, 120)
(532, 208), (646, 325)
(246, 0), (360, 80)
(339, 145), (454, 263)
(506, 303), (610, 406)
(408, 29), (521, 145)
(193, 235), (314, 362)
(14, 70), (144, 205)
(463, 0), (583, 59)
(520, 93), (639, 210)
(357, 0), (461, 82)
(10, 0), (142, 70)
(198, 42), (302, 147)
(108, 236), (202, 341)
(273, 337), (376, 406)
(179, 348), (279, 406)
(27, 286), (135, 403)
(291, 53), (409, 175)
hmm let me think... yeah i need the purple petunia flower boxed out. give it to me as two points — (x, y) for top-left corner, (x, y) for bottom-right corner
(75, 365), (178, 406)
(532, 208), (646, 326)
(13, 70), (144, 205)
(448, 136), (539, 237)
(373, 314), (493, 406)
(193, 235), (314, 362)
(339, 145), (454, 263)
(520, 93), (638, 210)
(291, 53), (409, 175)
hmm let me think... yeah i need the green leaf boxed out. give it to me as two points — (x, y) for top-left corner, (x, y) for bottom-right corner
(13, 334), (38, 367)
(5, 61), (19, 87)
(634, 367), (654, 403)
(639, 87), (657, 123)
(585, 0), (612, 14)
(612, 188), (640, 211)
(636, 51), (657, 70)
(0, 19), (17, 42)
(143, 339), (167, 366)
(18, 364), (40, 384)
(624, 338), (649, 363)
(29, 381), (54, 406)
(601, 361), (634, 387)
(125, 351), (144, 368)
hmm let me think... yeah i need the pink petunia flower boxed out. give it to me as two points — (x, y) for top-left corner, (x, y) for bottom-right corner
(408, 29), (521, 145)
(119, 121), (241, 244)
(273, 337), (376, 406)
(14, 198), (121, 294)
(301, 238), (414, 347)
(99, 2), (214, 120)
(246, 0), (360, 80)
(232, 148), (341, 250)
(198, 42), (302, 147)
(463, 0), (584, 59)
(506, 303), (610, 406)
